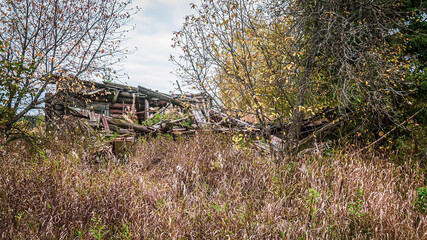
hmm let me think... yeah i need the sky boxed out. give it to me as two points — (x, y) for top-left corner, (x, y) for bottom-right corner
(118, 0), (196, 93)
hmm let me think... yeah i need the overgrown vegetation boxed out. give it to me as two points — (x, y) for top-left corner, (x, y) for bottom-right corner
(0, 0), (426, 238)
(0, 0), (135, 140)
(0, 133), (425, 239)
(172, 0), (426, 154)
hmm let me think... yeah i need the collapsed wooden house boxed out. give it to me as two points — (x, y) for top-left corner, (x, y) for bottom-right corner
(45, 80), (213, 136)
(45, 79), (340, 156)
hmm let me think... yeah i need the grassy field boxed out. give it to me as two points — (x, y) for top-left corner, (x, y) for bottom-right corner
(0, 133), (425, 239)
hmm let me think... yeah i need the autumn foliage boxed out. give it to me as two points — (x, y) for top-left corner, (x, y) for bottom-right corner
(172, 0), (426, 154)
(0, 0), (134, 140)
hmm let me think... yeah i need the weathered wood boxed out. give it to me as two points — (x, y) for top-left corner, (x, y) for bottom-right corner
(155, 103), (171, 116)
(87, 103), (109, 112)
(119, 129), (132, 134)
(105, 116), (152, 134)
(101, 115), (110, 134)
(270, 135), (285, 152)
(113, 97), (135, 104)
(85, 88), (106, 96)
(54, 104), (64, 111)
(138, 86), (186, 108)
(55, 80), (216, 137)
(109, 103), (132, 109)
(145, 99), (149, 120)
(152, 117), (190, 129)
(109, 109), (123, 114)
(109, 113), (124, 119)
(119, 91), (146, 99)
(105, 81), (139, 92)
(88, 96), (110, 103)
(112, 136), (135, 156)
(78, 80), (146, 97)
(192, 108), (207, 126)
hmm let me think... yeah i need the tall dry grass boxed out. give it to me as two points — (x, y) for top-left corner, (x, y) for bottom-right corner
(0, 133), (425, 239)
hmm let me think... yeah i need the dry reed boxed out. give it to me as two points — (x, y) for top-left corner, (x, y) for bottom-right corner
(0, 132), (425, 239)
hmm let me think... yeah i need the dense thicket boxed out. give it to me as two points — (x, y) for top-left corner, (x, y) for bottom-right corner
(172, 0), (426, 155)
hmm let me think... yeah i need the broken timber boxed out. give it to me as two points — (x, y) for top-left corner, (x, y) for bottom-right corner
(46, 79), (342, 155)
(138, 86), (186, 108)
(68, 107), (154, 134)
(46, 79), (213, 137)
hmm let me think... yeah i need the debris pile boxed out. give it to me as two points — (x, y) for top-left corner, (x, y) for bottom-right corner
(46, 80), (340, 155)
(46, 80), (217, 137)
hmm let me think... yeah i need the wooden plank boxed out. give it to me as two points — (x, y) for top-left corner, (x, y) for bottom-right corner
(115, 97), (134, 104)
(209, 109), (259, 130)
(68, 107), (153, 134)
(102, 115), (110, 134)
(192, 108), (207, 126)
(88, 111), (100, 126)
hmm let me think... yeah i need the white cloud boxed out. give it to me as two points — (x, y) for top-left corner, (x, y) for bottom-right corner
(118, 0), (196, 93)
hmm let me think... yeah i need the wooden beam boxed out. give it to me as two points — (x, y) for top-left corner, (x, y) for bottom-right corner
(105, 117), (153, 134)
(68, 107), (154, 134)
(138, 86), (186, 108)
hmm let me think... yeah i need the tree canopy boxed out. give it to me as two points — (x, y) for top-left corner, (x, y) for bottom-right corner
(0, 0), (134, 141)
(172, 0), (426, 154)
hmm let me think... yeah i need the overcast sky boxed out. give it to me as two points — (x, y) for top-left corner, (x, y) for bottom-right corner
(118, 0), (195, 93)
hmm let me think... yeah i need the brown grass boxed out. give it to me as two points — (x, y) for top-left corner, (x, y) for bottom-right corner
(0, 133), (425, 239)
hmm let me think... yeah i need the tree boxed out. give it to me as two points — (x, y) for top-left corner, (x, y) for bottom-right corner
(172, 0), (301, 131)
(173, 0), (414, 154)
(0, 0), (134, 141)
(280, 0), (410, 153)
(392, 0), (426, 154)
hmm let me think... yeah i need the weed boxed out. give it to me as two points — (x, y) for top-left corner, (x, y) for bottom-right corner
(415, 186), (427, 214)
(210, 202), (226, 213)
(89, 215), (107, 240)
(232, 134), (246, 149)
(108, 132), (120, 141)
(349, 188), (364, 217)
(306, 188), (321, 219)
(288, 161), (296, 174)
(14, 211), (25, 222)
(75, 229), (83, 239)
(118, 222), (132, 240)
